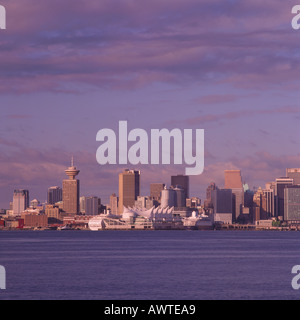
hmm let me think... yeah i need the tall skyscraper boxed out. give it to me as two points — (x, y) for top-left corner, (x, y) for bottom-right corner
(48, 186), (62, 205)
(225, 170), (243, 189)
(84, 196), (100, 216)
(13, 189), (29, 216)
(173, 186), (186, 208)
(284, 186), (300, 222)
(225, 170), (244, 221)
(204, 182), (217, 212)
(261, 188), (275, 219)
(286, 169), (300, 185)
(63, 158), (80, 215)
(171, 175), (189, 199)
(275, 177), (293, 218)
(212, 188), (233, 224)
(118, 170), (140, 214)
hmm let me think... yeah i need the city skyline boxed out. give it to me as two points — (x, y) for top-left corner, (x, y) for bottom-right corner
(3, 158), (300, 212)
(1, 0), (300, 208)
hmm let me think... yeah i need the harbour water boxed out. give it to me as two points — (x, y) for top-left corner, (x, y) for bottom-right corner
(0, 230), (300, 300)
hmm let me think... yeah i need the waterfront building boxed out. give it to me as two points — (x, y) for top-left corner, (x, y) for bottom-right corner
(85, 197), (100, 216)
(118, 170), (140, 214)
(45, 204), (63, 222)
(275, 177), (293, 218)
(225, 170), (244, 220)
(212, 188), (233, 224)
(284, 186), (300, 222)
(23, 214), (48, 228)
(13, 190), (29, 216)
(62, 158), (80, 215)
(89, 206), (182, 231)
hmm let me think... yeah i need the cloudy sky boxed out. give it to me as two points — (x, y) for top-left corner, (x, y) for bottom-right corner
(0, 0), (300, 207)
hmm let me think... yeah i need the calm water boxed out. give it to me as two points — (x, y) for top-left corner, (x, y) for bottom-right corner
(0, 230), (300, 300)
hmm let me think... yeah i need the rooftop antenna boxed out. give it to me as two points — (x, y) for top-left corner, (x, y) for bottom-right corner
(71, 155), (74, 167)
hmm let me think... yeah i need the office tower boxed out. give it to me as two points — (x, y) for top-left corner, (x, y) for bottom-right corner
(171, 175), (189, 199)
(204, 182), (216, 212)
(118, 170), (140, 214)
(275, 178), (293, 218)
(225, 170), (243, 189)
(13, 189), (29, 216)
(212, 188), (233, 224)
(224, 170), (244, 221)
(173, 186), (186, 208)
(253, 187), (263, 221)
(85, 197), (100, 216)
(62, 158), (80, 215)
(244, 189), (254, 208)
(48, 186), (62, 205)
(286, 169), (300, 185)
(150, 183), (165, 201)
(110, 193), (119, 215)
(284, 186), (300, 222)
(261, 188), (275, 219)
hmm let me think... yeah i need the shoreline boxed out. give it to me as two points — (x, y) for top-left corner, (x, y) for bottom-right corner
(0, 226), (299, 232)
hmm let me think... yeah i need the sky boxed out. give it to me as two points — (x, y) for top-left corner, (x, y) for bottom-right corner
(0, 0), (300, 207)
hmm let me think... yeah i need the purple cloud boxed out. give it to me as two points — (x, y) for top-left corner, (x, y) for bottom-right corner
(0, 0), (298, 93)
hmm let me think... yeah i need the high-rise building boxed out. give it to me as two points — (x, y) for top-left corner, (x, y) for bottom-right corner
(173, 186), (186, 208)
(275, 177), (293, 218)
(48, 187), (62, 205)
(284, 186), (300, 222)
(204, 182), (217, 212)
(118, 170), (140, 214)
(85, 197), (100, 216)
(150, 183), (165, 201)
(286, 169), (300, 185)
(225, 170), (244, 221)
(13, 189), (29, 216)
(171, 175), (189, 199)
(253, 187), (263, 221)
(261, 188), (275, 219)
(225, 170), (243, 189)
(62, 158), (80, 215)
(110, 193), (119, 215)
(212, 188), (233, 224)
